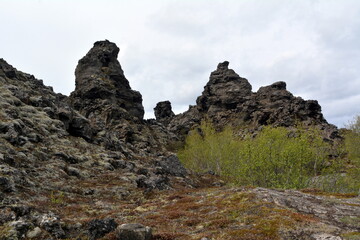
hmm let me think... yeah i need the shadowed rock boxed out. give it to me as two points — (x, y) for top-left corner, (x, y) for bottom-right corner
(70, 40), (144, 124)
(87, 218), (118, 240)
(154, 100), (175, 125)
(168, 61), (338, 140)
(196, 61), (252, 112)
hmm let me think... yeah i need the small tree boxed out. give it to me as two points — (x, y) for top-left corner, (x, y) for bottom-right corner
(178, 121), (238, 175)
(233, 126), (329, 189)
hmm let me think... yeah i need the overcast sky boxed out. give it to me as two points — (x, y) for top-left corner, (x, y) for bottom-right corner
(1, 0), (359, 127)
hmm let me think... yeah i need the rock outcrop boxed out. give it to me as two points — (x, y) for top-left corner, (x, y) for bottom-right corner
(70, 40), (144, 123)
(0, 41), (354, 239)
(196, 61), (252, 112)
(167, 61), (338, 140)
(154, 100), (175, 125)
(67, 40), (178, 154)
(0, 44), (190, 239)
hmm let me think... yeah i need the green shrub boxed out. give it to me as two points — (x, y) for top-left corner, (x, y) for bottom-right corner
(178, 121), (332, 189)
(345, 115), (360, 162)
(178, 121), (238, 176)
(341, 116), (360, 193)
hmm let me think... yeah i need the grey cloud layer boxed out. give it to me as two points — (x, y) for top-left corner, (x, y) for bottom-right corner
(1, 0), (359, 127)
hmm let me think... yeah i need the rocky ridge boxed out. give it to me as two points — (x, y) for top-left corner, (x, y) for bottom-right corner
(164, 61), (338, 140)
(0, 40), (358, 239)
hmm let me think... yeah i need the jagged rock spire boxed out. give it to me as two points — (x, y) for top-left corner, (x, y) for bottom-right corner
(196, 61), (252, 112)
(154, 101), (175, 125)
(168, 61), (336, 140)
(70, 40), (144, 122)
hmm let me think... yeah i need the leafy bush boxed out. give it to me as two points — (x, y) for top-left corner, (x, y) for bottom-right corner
(341, 116), (360, 193)
(178, 121), (332, 189)
(345, 115), (360, 162)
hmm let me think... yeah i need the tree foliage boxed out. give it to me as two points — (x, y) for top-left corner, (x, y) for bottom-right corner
(178, 121), (331, 189)
(342, 116), (360, 192)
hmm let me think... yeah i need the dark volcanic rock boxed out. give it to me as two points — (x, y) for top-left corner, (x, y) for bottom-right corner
(253, 81), (327, 127)
(70, 40), (144, 124)
(169, 61), (338, 140)
(154, 155), (187, 177)
(0, 42), (348, 239)
(136, 174), (170, 190)
(196, 61), (252, 112)
(68, 40), (178, 153)
(154, 100), (175, 125)
(0, 46), (189, 238)
(87, 218), (118, 240)
(39, 213), (66, 239)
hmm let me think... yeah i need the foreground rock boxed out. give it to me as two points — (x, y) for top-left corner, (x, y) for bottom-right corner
(253, 188), (360, 231)
(116, 223), (152, 240)
(88, 218), (118, 240)
(0, 43), (191, 239)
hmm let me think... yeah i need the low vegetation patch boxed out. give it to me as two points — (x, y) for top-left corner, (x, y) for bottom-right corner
(178, 120), (360, 193)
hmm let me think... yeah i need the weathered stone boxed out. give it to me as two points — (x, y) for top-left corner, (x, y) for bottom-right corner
(66, 40), (177, 155)
(70, 40), (144, 122)
(311, 233), (342, 240)
(0, 42), (351, 239)
(39, 213), (66, 239)
(0, 208), (16, 225)
(154, 101), (175, 125)
(169, 61), (338, 141)
(136, 175), (170, 190)
(57, 105), (95, 141)
(0, 176), (15, 192)
(154, 155), (187, 177)
(87, 218), (118, 240)
(253, 187), (360, 230)
(10, 205), (32, 218)
(116, 223), (152, 240)
(9, 220), (32, 239)
(196, 61), (252, 112)
(26, 227), (42, 239)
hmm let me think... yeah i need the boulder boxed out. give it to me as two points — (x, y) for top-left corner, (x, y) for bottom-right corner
(87, 218), (118, 240)
(116, 223), (152, 240)
(136, 175), (170, 190)
(39, 212), (66, 239)
(154, 155), (187, 177)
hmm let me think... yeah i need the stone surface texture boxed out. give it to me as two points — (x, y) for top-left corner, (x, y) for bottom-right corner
(0, 41), (356, 239)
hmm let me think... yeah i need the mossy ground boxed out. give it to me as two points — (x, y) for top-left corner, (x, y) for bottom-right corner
(23, 170), (356, 240)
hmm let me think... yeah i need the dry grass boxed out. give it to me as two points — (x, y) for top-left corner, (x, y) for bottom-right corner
(24, 169), (331, 240)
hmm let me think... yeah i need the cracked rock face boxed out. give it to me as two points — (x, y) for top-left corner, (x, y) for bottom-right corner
(168, 61), (338, 140)
(70, 40), (144, 125)
(0, 41), (351, 239)
(154, 101), (175, 125)
(196, 61), (252, 112)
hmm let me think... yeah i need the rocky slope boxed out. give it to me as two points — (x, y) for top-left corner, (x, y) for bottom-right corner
(0, 40), (358, 240)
